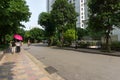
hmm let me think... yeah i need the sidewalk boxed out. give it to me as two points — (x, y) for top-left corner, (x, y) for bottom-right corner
(0, 49), (52, 80)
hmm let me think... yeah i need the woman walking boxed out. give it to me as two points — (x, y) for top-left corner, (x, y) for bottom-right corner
(16, 40), (22, 53)
(27, 39), (31, 47)
(11, 40), (16, 54)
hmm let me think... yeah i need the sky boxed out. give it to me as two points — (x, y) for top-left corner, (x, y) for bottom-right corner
(23, 0), (47, 30)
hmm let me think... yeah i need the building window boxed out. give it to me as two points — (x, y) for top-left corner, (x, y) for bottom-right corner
(81, 4), (83, 6)
(81, 12), (83, 15)
(81, 8), (83, 10)
(81, 16), (83, 19)
(82, 24), (84, 27)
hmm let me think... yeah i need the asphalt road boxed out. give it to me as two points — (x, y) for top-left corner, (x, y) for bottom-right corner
(23, 43), (120, 80)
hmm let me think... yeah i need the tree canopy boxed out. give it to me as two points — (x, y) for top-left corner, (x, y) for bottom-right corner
(0, 0), (31, 44)
(25, 27), (44, 42)
(50, 0), (78, 46)
(38, 12), (56, 38)
(51, 0), (78, 31)
(38, 0), (78, 46)
(38, 12), (49, 28)
(88, 0), (120, 51)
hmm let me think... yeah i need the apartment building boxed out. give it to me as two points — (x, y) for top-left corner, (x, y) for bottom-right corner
(47, 0), (88, 28)
(47, 0), (55, 13)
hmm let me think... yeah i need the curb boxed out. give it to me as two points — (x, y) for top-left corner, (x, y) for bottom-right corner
(23, 49), (65, 80)
(51, 46), (120, 57)
(64, 48), (120, 57)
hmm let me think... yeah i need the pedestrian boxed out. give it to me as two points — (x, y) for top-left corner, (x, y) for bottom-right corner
(27, 39), (31, 47)
(8, 41), (12, 53)
(16, 40), (21, 53)
(11, 40), (16, 54)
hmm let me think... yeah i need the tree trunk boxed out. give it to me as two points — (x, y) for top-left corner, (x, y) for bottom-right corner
(0, 35), (2, 44)
(105, 28), (111, 52)
(3, 36), (6, 44)
(0, 35), (4, 44)
(59, 29), (64, 47)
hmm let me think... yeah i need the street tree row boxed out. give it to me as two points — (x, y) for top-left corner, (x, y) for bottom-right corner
(38, 0), (78, 46)
(0, 0), (31, 44)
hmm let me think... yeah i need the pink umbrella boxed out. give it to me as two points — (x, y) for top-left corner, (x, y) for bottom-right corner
(14, 34), (23, 40)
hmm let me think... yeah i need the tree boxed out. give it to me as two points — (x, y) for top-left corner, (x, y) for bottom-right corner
(50, 0), (78, 45)
(25, 30), (31, 41)
(0, 0), (31, 44)
(86, 27), (104, 40)
(38, 12), (49, 28)
(38, 12), (56, 46)
(77, 28), (88, 40)
(29, 27), (44, 42)
(63, 29), (76, 45)
(88, 0), (120, 52)
(38, 12), (55, 38)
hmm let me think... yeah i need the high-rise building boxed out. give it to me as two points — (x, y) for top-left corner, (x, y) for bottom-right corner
(47, 0), (55, 13)
(47, 0), (88, 28)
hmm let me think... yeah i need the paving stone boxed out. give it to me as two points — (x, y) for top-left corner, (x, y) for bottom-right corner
(0, 50), (52, 80)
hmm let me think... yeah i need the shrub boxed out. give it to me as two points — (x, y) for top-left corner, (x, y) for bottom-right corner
(78, 41), (88, 48)
(0, 44), (9, 51)
(63, 29), (76, 45)
(56, 40), (62, 47)
(111, 41), (120, 51)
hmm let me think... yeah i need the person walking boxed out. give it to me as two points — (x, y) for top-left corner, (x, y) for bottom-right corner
(8, 41), (12, 53)
(16, 40), (21, 53)
(27, 39), (31, 47)
(11, 40), (16, 54)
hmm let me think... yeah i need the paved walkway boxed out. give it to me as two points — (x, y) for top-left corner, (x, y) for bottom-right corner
(0, 49), (51, 80)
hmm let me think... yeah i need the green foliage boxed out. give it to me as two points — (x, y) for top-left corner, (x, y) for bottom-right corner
(5, 34), (13, 42)
(25, 30), (31, 39)
(88, 0), (120, 31)
(111, 41), (120, 51)
(88, 0), (120, 51)
(0, 0), (31, 44)
(38, 0), (78, 46)
(78, 41), (88, 48)
(0, 44), (9, 51)
(77, 27), (88, 40)
(8, 0), (31, 22)
(49, 0), (78, 46)
(51, 0), (78, 31)
(63, 29), (76, 44)
(86, 27), (105, 40)
(56, 40), (62, 47)
(38, 12), (56, 38)
(29, 27), (44, 42)
(38, 12), (49, 28)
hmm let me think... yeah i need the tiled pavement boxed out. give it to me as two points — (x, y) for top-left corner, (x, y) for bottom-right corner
(0, 51), (51, 80)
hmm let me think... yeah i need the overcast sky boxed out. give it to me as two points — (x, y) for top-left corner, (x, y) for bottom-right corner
(23, 0), (47, 30)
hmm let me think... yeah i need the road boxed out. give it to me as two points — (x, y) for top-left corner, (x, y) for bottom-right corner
(23, 43), (120, 80)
